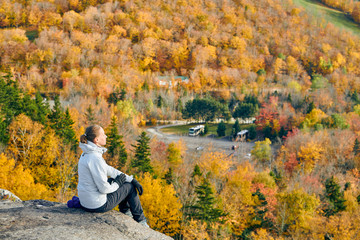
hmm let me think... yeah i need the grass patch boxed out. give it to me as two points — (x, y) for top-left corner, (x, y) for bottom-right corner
(161, 123), (254, 138)
(293, 0), (360, 36)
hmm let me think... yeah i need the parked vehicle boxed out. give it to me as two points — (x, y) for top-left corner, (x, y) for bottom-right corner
(189, 125), (204, 136)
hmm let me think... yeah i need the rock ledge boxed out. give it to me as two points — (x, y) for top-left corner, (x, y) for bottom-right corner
(0, 198), (172, 240)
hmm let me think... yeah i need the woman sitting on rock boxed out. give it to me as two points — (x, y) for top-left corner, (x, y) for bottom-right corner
(77, 125), (148, 227)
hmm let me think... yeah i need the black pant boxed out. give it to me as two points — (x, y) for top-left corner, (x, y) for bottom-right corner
(82, 182), (146, 222)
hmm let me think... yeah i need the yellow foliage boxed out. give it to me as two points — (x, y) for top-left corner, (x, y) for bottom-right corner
(251, 138), (272, 165)
(221, 162), (257, 235)
(297, 141), (324, 173)
(7, 114), (76, 200)
(230, 37), (247, 52)
(167, 139), (186, 167)
(325, 211), (360, 240)
(0, 29), (28, 44)
(332, 52), (346, 69)
(277, 188), (320, 233)
(344, 189), (358, 212)
(250, 228), (274, 240)
(181, 219), (210, 240)
(303, 108), (328, 128)
(273, 58), (286, 75)
(288, 80), (302, 93)
(321, 43), (332, 54)
(139, 173), (182, 236)
(0, 153), (48, 200)
(8, 114), (46, 168)
(198, 151), (231, 179)
(286, 56), (301, 75)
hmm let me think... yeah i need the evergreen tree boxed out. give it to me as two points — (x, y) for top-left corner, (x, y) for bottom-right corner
(241, 189), (273, 239)
(106, 116), (127, 169)
(33, 92), (50, 125)
(248, 125), (257, 140)
(131, 131), (153, 174)
(108, 88), (126, 105)
(163, 167), (173, 185)
(48, 96), (76, 146)
(192, 164), (202, 178)
(157, 95), (163, 108)
(307, 101), (316, 114)
(287, 93), (292, 103)
(323, 176), (346, 217)
(48, 95), (63, 128)
(217, 121), (226, 137)
(187, 178), (227, 224)
(204, 122), (209, 135)
(232, 119), (241, 138)
(62, 108), (77, 146)
(0, 76), (22, 143)
(353, 138), (360, 155)
(351, 90), (360, 104)
(85, 104), (96, 125)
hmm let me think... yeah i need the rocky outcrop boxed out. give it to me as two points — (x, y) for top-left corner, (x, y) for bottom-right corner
(0, 190), (172, 240)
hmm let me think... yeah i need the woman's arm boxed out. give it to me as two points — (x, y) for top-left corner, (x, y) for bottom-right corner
(88, 157), (119, 194)
(105, 161), (133, 182)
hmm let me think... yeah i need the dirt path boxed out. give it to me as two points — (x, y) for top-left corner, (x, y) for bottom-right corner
(147, 125), (255, 159)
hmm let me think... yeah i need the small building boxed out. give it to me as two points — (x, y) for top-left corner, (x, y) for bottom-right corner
(235, 130), (249, 142)
(156, 76), (189, 88)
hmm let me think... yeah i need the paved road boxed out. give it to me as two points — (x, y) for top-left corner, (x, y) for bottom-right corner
(147, 124), (255, 159)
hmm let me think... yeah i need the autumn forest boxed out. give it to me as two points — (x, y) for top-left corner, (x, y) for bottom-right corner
(1, 0), (360, 239)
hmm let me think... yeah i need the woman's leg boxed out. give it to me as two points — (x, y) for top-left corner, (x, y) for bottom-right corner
(104, 183), (146, 222)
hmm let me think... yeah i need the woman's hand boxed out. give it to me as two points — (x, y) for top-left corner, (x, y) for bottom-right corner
(114, 173), (127, 187)
(131, 179), (143, 195)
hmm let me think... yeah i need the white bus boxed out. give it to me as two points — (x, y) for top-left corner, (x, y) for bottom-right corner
(189, 125), (204, 136)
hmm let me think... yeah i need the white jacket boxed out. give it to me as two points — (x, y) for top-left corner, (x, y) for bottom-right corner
(77, 141), (133, 209)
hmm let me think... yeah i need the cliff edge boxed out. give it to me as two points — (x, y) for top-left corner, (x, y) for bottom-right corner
(0, 190), (172, 240)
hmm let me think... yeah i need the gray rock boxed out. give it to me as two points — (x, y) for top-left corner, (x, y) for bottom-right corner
(0, 199), (173, 240)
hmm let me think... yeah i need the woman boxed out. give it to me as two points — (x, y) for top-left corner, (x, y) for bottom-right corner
(77, 125), (148, 227)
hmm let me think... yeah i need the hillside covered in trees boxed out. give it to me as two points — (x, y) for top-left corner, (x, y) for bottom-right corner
(1, 0), (360, 239)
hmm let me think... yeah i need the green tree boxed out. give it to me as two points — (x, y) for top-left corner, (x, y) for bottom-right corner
(351, 90), (360, 104)
(251, 138), (272, 167)
(131, 131), (153, 174)
(48, 96), (76, 146)
(233, 102), (258, 119)
(0, 75), (23, 143)
(63, 108), (77, 146)
(217, 121), (226, 137)
(248, 125), (257, 140)
(157, 95), (163, 108)
(163, 167), (173, 185)
(354, 138), (360, 155)
(182, 98), (230, 122)
(323, 176), (346, 217)
(322, 114), (349, 129)
(85, 104), (96, 125)
(187, 178), (227, 224)
(204, 122), (209, 135)
(307, 101), (316, 114)
(232, 119), (241, 137)
(33, 92), (50, 125)
(106, 116), (127, 169)
(167, 142), (182, 167)
(108, 88), (126, 105)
